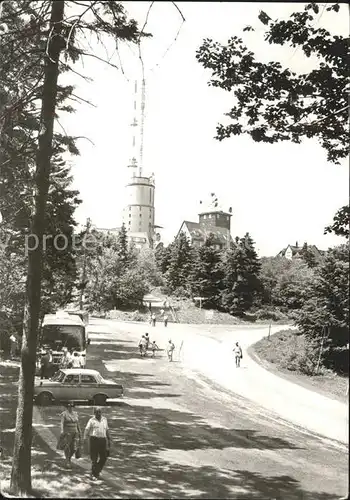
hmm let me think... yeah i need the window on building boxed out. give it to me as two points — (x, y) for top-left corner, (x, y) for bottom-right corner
(129, 206), (131, 211)
(129, 213), (131, 217)
(140, 213), (142, 217)
(149, 189), (151, 202)
(139, 206), (141, 211)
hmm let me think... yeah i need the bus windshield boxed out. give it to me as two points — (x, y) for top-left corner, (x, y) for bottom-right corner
(41, 325), (85, 350)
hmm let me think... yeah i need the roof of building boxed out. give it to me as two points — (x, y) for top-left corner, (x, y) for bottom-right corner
(198, 209), (232, 216)
(180, 221), (232, 246)
(277, 244), (324, 258)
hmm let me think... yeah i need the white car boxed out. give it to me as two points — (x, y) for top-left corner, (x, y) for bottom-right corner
(34, 368), (123, 406)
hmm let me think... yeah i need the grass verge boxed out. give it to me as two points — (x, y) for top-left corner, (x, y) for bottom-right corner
(248, 330), (348, 404)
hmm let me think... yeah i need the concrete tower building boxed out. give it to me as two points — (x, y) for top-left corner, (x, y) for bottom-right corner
(122, 80), (156, 248)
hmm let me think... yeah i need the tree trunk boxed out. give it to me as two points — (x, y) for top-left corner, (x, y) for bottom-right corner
(10, 1), (65, 495)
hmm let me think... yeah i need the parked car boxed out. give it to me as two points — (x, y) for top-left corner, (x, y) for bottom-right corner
(34, 368), (123, 406)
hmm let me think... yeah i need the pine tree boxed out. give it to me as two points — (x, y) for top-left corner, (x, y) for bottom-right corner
(116, 223), (129, 266)
(165, 232), (193, 295)
(155, 243), (172, 274)
(220, 233), (261, 316)
(190, 233), (223, 308)
(296, 244), (349, 373)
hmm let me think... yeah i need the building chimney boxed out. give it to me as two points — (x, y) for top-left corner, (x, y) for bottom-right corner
(295, 241), (298, 248)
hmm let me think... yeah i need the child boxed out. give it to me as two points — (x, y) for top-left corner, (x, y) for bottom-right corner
(151, 341), (159, 358)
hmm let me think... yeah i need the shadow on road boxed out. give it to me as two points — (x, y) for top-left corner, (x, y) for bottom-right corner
(0, 340), (346, 500)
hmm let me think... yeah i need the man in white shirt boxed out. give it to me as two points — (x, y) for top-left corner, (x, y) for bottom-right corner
(71, 352), (82, 368)
(60, 347), (71, 369)
(84, 407), (110, 480)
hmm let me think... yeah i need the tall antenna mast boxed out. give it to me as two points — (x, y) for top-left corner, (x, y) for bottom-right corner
(139, 77), (146, 177)
(132, 79), (138, 156)
(127, 80), (139, 177)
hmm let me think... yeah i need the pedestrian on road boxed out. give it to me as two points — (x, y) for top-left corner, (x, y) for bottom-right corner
(138, 336), (147, 357)
(60, 347), (71, 369)
(71, 352), (82, 368)
(9, 334), (18, 359)
(164, 315), (168, 327)
(151, 313), (156, 327)
(84, 407), (111, 481)
(40, 348), (52, 379)
(57, 402), (82, 468)
(151, 340), (159, 358)
(145, 332), (150, 350)
(233, 342), (243, 368)
(166, 340), (175, 362)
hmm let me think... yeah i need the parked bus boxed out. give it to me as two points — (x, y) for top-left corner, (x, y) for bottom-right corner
(36, 312), (89, 375)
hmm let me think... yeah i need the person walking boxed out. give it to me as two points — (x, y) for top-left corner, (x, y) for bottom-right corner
(138, 336), (147, 357)
(40, 348), (52, 379)
(163, 315), (168, 327)
(151, 340), (159, 358)
(144, 332), (150, 350)
(84, 407), (111, 481)
(57, 402), (82, 468)
(233, 342), (243, 368)
(166, 340), (175, 362)
(151, 313), (156, 327)
(9, 334), (18, 359)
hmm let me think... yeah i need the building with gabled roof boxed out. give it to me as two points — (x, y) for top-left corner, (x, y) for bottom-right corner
(277, 241), (325, 261)
(176, 194), (233, 250)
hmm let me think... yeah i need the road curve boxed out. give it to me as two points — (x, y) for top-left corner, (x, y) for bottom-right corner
(34, 319), (348, 499)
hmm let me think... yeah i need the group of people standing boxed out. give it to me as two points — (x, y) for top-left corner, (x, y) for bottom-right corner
(149, 312), (168, 327)
(138, 333), (175, 361)
(58, 403), (110, 482)
(39, 346), (83, 379)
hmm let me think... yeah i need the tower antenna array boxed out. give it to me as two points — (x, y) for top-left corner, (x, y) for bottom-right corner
(139, 77), (146, 177)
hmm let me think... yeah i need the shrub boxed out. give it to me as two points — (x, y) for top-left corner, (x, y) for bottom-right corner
(253, 307), (289, 322)
(254, 329), (319, 375)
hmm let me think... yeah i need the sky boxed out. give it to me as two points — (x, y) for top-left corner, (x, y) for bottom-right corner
(60, 2), (349, 256)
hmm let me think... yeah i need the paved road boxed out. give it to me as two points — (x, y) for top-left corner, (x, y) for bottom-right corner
(35, 319), (348, 499)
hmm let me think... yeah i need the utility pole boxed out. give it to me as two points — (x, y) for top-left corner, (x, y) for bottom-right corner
(79, 217), (91, 310)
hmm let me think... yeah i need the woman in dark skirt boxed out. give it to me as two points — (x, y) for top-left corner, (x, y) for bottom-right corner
(57, 402), (82, 468)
